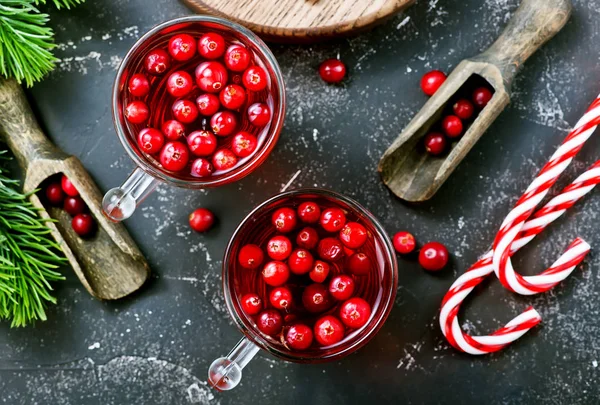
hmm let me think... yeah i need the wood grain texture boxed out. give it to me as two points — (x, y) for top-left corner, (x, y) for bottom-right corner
(378, 0), (572, 202)
(0, 78), (149, 300)
(181, 0), (414, 43)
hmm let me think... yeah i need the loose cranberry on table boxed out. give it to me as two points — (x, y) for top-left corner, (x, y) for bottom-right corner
(172, 99), (198, 124)
(453, 99), (474, 120)
(320, 207), (346, 232)
(167, 71), (194, 97)
(145, 48), (171, 75)
(168, 33), (196, 62)
(196, 94), (220, 116)
(45, 183), (64, 206)
(269, 286), (293, 310)
(191, 158), (214, 178)
(137, 128), (164, 154)
(161, 120), (186, 141)
(317, 237), (344, 262)
(328, 275), (355, 301)
(339, 297), (371, 329)
(212, 148), (238, 171)
(309, 260), (330, 283)
(418, 241), (449, 271)
(339, 222), (367, 249)
(302, 283), (332, 313)
(262, 261), (290, 286)
(187, 130), (217, 156)
(296, 227), (319, 250)
(256, 309), (283, 336)
(63, 196), (86, 216)
(314, 315), (345, 346)
(72, 213), (95, 237)
(472, 87), (493, 109)
(247, 103), (271, 127)
(195, 61), (228, 93)
(272, 207), (297, 233)
(420, 70), (446, 96)
(160, 141), (190, 172)
(198, 32), (226, 59)
(242, 66), (268, 92)
(288, 249), (314, 275)
(241, 293), (262, 315)
(298, 201), (321, 224)
(424, 132), (447, 156)
(238, 244), (264, 270)
(210, 111), (238, 136)
(128, 73), (150, 97)
(393, 231), (416, 254)
(319, 59), (346, 84)
(189, 208), (215, 232)
(442, 115), (463, 138)
(220, 84), (246, 110)
(61, 175), (79, 197)
(347, 252), (372, 276)
(124, 101), (149, 124)
(266, 235), (293, 261)
(286, 324), (314, 350)
(231, 132), (258, 158)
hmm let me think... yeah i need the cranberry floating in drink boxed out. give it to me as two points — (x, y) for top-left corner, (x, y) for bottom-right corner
(102, 16), (285, 221)
(208, 189), (398, 391)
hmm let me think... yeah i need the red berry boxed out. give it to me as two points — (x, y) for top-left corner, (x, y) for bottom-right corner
(319, 59), (346, 84)
(238, 244), (264, 270)
(420, 70), (446, 96)
(61, 175), (79, 197)
(219, 84), (246, 110)
(339, 297), (371, 328)
(189, 208), (215, 232)
(262, 261), (290, 287)
(320, 207), (346, 232)
(230, 133), (257, 159)
(196, 94), (220, 116)
(242, 66), (268, 92)
(63, 196), (86, 216)
(339, 222), (367, 249)
(453, 99), (474, 120)
(247, 102), (271, 127)
(190, 158), (214, 178)
(472, 87), (493, 109)
(198, 32), (225, 59)
(168, 33), (196, 61)
(298, 201), (320, 224)
(424, 132), (446, 156)
(328, 275), (355, 301)
(212, 149), (238, 171)
(314, 315), (345, 346)
(241, 293), (262, 315)
(302, 283), (332, 313)
(288, 249), (314, 275)
(172, 99), (198, 124)
(272, 207), (297, 233)
(128, 73), (150, 97)
(161, 120), (186, 141)
(72, 213), (95, 237)
(45, 183), (64, 206)
(187, 130), (217, 156)
(269, 286), (293, 310)
(144, 49), (170, 75)
(309, 260), (330, 283)
(286, 324), (313, 350)
(296, 227), (319, 250)
(317, 237), (344, 262)
(418, 241), (449, 271)
(347, 252), (372, 276)
(442, 115), (463, 138)
(224, 44), (251, 72)
(393, 231), (416, 254)
(195, 61), (228, 93)
(210, 111), (237, 136)
(160, 141), (190, 172)
(137, 128), (164, 154)
(256, 309), (283, 336)
(266, 235), (292, 261)
(124, 101), (149, 124)
(167, 71), (194, 98)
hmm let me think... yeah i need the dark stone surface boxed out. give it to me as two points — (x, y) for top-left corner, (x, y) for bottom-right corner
(2, 0), (600, 404)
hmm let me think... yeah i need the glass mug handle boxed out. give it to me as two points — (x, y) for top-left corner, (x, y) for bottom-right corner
(208, 337), (260, 391)
(102, 167), (159, 221)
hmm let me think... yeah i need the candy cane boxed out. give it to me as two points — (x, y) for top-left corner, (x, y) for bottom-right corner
(492, 96), (600, 295)
(440, 161), (600, 354)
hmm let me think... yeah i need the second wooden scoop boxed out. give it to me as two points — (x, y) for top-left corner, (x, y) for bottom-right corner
(378, 0), (572, 202)
(0, 78), (149, 300)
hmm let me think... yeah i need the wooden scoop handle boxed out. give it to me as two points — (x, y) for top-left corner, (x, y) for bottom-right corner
(477, 0), (572, 88)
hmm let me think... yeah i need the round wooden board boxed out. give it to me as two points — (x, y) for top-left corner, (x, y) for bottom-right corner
(181, 0), (415, 43)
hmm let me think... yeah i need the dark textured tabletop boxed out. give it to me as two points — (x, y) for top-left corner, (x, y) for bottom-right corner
(3, 0), (600, 404)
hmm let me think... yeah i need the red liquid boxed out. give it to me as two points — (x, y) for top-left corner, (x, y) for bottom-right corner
(228, 194), (394, 356)
(119, 26), (277, 181)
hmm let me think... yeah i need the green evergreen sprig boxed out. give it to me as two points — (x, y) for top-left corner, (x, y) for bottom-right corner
(0, 150), (65, 327)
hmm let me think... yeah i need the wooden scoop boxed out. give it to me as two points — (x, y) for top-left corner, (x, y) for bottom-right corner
(0, 78), (149, 300)
(378, 0), (572, 202)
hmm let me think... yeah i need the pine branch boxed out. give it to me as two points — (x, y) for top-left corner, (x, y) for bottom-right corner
(35, 0), (85, 10)
(0, 149), (65, 327)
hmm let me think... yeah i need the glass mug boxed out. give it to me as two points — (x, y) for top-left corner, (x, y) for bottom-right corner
(103, 16), (286, 221)
(208, 189), (398, 390)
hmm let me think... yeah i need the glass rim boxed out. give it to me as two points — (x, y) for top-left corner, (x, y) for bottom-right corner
(221, 188), (399, 363)
(111, 15), (286, 188)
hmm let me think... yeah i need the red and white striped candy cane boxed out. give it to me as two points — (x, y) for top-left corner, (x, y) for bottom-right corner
(492, 96), (600, 295)
(440, 160), (600, 354)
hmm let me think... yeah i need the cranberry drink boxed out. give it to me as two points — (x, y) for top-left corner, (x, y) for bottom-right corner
(120, 27), (275, 180)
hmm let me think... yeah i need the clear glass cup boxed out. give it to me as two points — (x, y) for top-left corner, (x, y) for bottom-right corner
(208, 188), (398, 390)
(102, 16), (286, 221)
